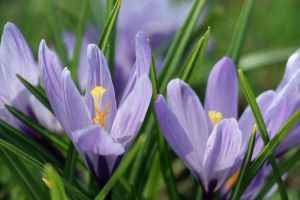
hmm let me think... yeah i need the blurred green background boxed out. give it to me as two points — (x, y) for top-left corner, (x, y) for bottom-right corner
(0, 0), (300, 199)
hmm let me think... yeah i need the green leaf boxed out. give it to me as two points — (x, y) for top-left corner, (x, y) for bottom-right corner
(70, 0), (90, 82)
(255, 148), (300, 199)
(95, 136), (143, 200)
(16, 74), (52, 112)
(0, 149), (46, 200)
(0, 137), (44, 170)
(246, 108), (300, 186)
(238, 69), (288, 199)
(44, 164), (68, 200)
(159, 0), (207, 91)
(5, 105), (67, 152)
(45, 0), (69, 65)
(227, 0), (256, 65)
(0, 119), (62, 168)
(148, 44), (180, 199)
(98, 0), (121, 52)
(179, 27), (210, 84)
(231, 128), (256, 200)
(240, 47), (298, 71)
(63, 143), (78, 183)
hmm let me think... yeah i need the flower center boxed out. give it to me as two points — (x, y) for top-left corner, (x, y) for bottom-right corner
(90, 86), (111, 130)
(208, 110), (223, 126)
(225, 171), (240, 191)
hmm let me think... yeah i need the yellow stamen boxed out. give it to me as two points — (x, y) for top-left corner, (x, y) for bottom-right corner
(208, 111), (223, 126)
(225, 171), (240, 191)
(90, 86), (110, 130)
(42, 178), (51, 188)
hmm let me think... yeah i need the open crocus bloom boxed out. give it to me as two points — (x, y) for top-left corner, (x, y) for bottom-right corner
(155, 57), (244, 194)
(0, 22), (61, 133)
(39, 32), (152, 187)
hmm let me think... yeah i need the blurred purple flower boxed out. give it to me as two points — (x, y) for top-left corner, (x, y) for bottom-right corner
(0, 22), (61, 133)
(39, 32), (152, 187)
(155, 57), (243, 195)
(62, 0), (191, 99)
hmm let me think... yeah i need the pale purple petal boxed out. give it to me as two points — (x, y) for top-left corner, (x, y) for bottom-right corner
(238, 90), (275, 147)
(110, 75), (152, 149)
(85, 44), (117, 130)
(277, 49), (300, 91)
(204, 57), (238, 119)
(62, 69), (91, 133)
(0, 22), (38, 101)
(154, 95), (201, 177)
(71, 126), (124, 156)
(202, 118), (242, 192)
(119, 32), (151, 104)
(167, 79), (209, 162)
(39, 40), (71, 132)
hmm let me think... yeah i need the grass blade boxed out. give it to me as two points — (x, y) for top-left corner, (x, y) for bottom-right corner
(0, 149), (45, 200)
(63, 143), (78, 183)
(98, 0), (121, 52)
(95, 136), (143, 200)
(231, 127), (256, 200)
(148, 41), (180, 199)
(227, 0), (256, 65)
(159, 0), (207, 91)
(17, 74), (52, 112)
(255, 148), (300, 199)
(70, 0), (90, 82)
(44, 164), (68, 200)
(238, 69), (288, 199)
(5, 105), (67, 152)
(179, 27), (210, 84)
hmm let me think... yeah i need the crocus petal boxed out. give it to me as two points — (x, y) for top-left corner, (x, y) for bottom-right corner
(85, 44), (117, 130)
(167, 79), (209, 162)
(119, 32), (151, 104)
(71, 126), (124, 156)
(204, 57), (238, 119)
(155, 95), (201, 177)
(0, 22), (38, 100)
(277, 49), (300, 92)
(62, 69), (91, 133)
(203, 118), (242, 192)
(110, 75), (152, 149)
(39, 40), (71, 132)
(238, 90), (275, 146)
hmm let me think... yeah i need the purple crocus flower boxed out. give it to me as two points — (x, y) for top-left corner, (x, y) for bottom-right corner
(39, 32), (152, 187)
(155, 57), (244, 195)
(0, 22), (61, 133)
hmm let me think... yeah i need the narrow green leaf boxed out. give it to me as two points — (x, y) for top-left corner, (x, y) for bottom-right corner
(63, 143), (78, 183)
(240, 47), (298, 71)
(179, 27), (210, 84)
(98, 0), (121, 52)
(5, 105), (67, 152)
(227, 0), (256, 65)
(0, 119), (62, 168)
(148, 42), (180, 199)
(17, 74), (52, 112)
(45, 0), (69, 65)
(231, 128), (256, 200)
(95, 136), (143, 200)
(143, 151), (161, 200)
(70, 0), (90, 82)
(0, 149), (45, 200)
(0, 137), (44, 170)
(159, 0), (207, 91)
(238, 69), (288, 199)
(63, 180), (90, 200)
(247, 108), (300, 183)
(255, 148), (300, 199)
(44, 164), (68, 200)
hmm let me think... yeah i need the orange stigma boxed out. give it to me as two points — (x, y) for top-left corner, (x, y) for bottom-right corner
(225, 171), (240, 191)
